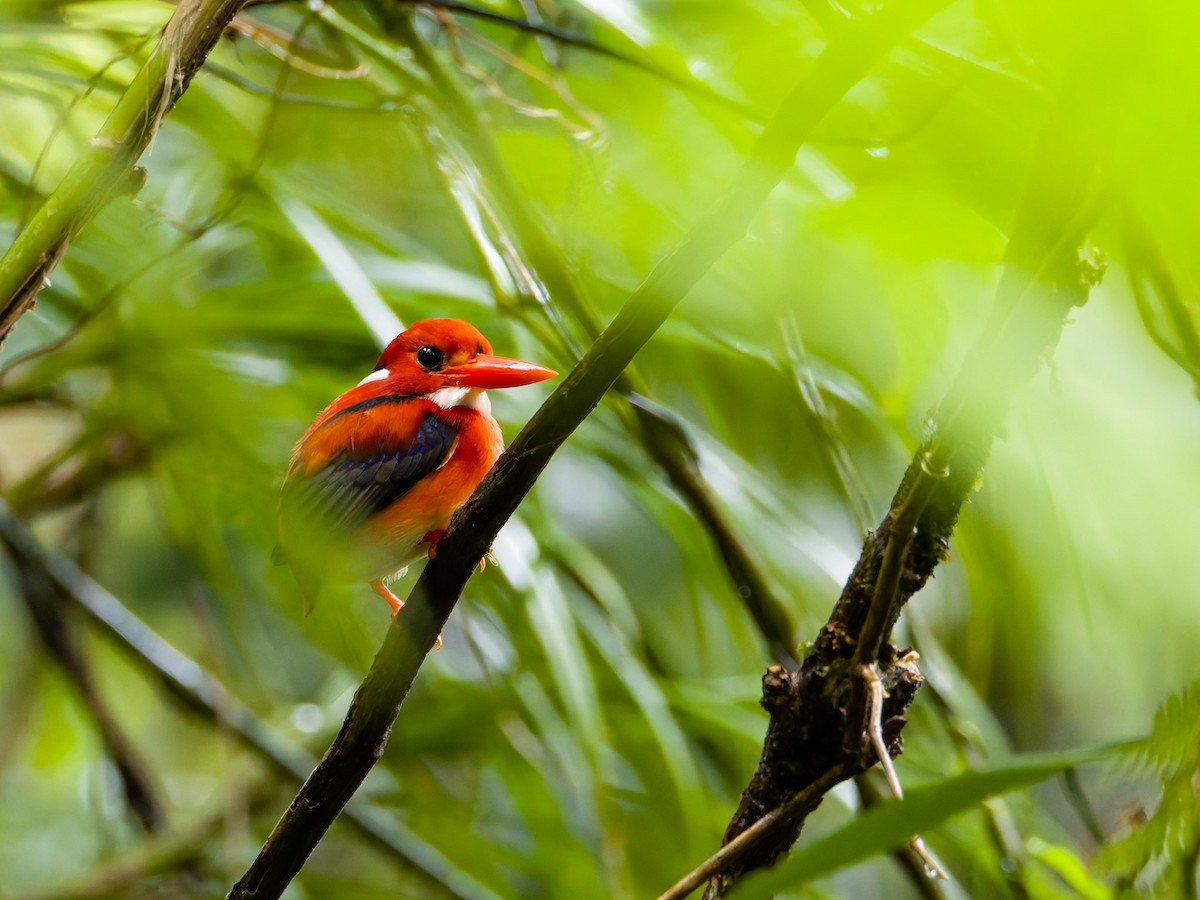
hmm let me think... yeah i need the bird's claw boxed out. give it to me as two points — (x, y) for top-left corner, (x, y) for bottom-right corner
(422, 529), (446, 560)
(423, 531), (495, 574)
(371, 578), (404, 614)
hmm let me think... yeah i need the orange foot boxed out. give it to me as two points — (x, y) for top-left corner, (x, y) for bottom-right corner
(371, 577), (403, 614)
(372, 577), (441, 649)
(424, 530), (493, 573)
(421, 529), (446, 559)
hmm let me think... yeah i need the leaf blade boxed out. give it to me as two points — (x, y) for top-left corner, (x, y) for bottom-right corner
(734, 746), (1116, 895)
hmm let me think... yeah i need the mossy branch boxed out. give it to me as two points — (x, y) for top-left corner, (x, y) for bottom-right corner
(0, 0), (250, 345)
(690, 48), (1110, 900)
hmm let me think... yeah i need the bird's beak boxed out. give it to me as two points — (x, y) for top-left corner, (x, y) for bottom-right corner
(442, 355), (557, 389)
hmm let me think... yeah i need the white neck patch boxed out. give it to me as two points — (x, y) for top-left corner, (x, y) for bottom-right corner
(428, 386), (491, 417)
(357, 368), (390, 387)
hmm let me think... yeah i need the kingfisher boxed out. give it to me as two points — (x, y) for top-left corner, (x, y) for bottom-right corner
(276, 319), (556, 615)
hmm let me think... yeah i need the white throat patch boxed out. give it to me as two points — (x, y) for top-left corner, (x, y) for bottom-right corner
(428, 386), (491, 417)
(357, 368), (390, 387)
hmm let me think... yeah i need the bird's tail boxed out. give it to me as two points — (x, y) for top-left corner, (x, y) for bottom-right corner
(274, 544), (320, 616)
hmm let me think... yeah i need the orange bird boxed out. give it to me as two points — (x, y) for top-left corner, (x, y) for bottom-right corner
(277, 319), (556, 614)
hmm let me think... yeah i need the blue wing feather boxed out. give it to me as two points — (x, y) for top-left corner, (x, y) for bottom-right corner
(281, 412), (458, 534)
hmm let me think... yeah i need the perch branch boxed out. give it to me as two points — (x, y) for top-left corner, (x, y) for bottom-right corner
(391, 1), (957, 660)
(0, 0), (251, 345)
(228, 2), (953, 895)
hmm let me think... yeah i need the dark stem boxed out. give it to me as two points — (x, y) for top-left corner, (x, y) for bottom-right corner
(694, 41), (1108, 897)
(854, 775), (946, 900)
(7, 537), (165, 833)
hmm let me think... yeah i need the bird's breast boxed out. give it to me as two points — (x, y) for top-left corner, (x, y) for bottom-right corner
(360, 410), (503, 562)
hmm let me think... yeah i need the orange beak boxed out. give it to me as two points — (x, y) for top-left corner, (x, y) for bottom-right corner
(442, 355), (557, 389)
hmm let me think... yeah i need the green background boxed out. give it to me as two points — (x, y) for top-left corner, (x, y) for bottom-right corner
(1, 0), (1199, 896)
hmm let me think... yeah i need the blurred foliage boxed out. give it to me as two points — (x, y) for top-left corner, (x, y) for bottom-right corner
(2, 0), (1200, 897)
(1099, 682), (1200, 898)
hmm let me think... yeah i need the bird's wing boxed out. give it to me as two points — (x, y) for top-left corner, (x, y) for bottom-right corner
(280, 404), (459, 535)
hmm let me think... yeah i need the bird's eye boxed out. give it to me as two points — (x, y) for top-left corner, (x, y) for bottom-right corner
(416, 345), (444, 370)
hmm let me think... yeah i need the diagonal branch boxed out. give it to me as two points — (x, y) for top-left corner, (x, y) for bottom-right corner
(229, 1), (952, 895)
(10, 532), (166, 834)
(391, 10), (799, 658)
(659, 762), (856, 900)
(690, 52), (1110, 900)
(382, 1), (964, 661)
(0, 0), (251, 345)
(396, 0), (756, 118)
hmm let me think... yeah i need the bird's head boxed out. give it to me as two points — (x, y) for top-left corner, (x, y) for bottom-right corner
(364, 319), (557, 400)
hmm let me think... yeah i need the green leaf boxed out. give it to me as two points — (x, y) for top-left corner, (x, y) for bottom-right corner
(734, 747), (1116, 896)
(1026, 837), (1111, 900)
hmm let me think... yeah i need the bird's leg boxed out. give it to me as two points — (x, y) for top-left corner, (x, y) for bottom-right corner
(371, 578), (404, 614)
(372, 576), (442, 650)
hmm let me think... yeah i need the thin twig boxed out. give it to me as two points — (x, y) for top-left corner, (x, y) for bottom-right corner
(862, 663), (947, 880)
(853, 458), (940, 668)
(398, 0), (757, 118)
(9, 533), (166, 833)
(657, 763), (855, 900)
(843, 461), (940, 748)
(427, 6), (602, 138)
(206, 63), (409, 108)
(854, 775), (946, 900)
(228, 14), (369, 78)
(864, 665), (902, 797)
(0, 498), (492, 899)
